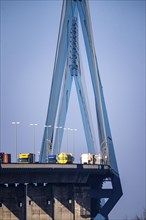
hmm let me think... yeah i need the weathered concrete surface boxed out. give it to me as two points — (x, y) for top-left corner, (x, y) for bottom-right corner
(53, 184), (74, 220)
(0, 184), (99, 220)
(74, 186), (91, 220)
(0, 164), (112, 220)
(27, 184), (53, 220)
(0, 164), (110, 184)
(0, 184), (26, 220)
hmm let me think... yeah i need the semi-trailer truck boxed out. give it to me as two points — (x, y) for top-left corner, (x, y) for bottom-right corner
(0, 152), (11, 163)
(48, 155), (57, 164)
(57, 153), (74, 164)
(80, 153), (104, 165)
(18, 153), (35, 163)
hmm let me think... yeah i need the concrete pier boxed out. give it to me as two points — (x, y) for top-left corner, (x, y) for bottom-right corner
(0, 164), (112, 220)
(0, 184), (26, 220)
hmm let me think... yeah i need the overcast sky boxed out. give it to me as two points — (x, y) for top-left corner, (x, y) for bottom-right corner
(0, 0), (145, 219)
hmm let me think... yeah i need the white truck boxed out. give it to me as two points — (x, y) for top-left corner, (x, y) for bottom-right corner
(94, 154), (103, 165)
(80, 153), (94, 164)
(81, 153), (104, 165)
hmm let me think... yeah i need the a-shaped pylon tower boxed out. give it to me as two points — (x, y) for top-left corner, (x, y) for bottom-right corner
(40, 1), (123, 219)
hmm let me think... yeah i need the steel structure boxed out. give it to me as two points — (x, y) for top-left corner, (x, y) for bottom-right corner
(40, 0), (123, 219)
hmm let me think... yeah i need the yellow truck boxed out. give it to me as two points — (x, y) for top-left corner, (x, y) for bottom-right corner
(18, 153), (35, 163)
(57, 153), (74, 164)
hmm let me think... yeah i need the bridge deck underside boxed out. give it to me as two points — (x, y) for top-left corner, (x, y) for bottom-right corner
(0, 164), (112, 220)
(0, 164), (111, 184)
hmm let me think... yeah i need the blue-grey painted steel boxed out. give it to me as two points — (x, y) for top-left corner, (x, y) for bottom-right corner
(74, 74), (96, 154)
(40, 1), (122, 219)
(77, 0), (119, 175)
(53, 65), (73, 154)
(53, 15), (96, 155)
(76, 1), (122, 219)
(40, 1), (77, 162)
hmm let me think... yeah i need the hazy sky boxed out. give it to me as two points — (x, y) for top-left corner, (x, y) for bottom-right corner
(0, 0), (145, 219)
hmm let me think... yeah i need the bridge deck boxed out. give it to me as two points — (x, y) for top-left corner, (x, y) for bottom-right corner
(0, 164), (111, 184)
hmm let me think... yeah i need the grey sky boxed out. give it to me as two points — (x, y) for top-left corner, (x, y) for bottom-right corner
(0, 0), (145, 219)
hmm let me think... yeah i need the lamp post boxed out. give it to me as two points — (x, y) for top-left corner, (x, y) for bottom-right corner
(55, 126), (62, 154)
(12, 121), (20, 162)
(44, 125), (52, 162)
(30, 123), (38, 155)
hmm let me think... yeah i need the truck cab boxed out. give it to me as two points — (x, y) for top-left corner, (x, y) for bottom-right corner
(18, 153), (35, 163)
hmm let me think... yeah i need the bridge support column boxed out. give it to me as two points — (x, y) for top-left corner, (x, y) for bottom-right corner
(53, 184), (74, 220)
(74, 186), (91, 220)
(27, 183), (53, 220)
(0, 184), (26, 220)
(0, 184), (94, 220)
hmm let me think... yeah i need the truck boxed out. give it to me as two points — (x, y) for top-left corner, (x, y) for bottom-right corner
(48, 155), (57, 164)
(18, 153), (35, 163)
(80, 153), (94, 164)
(94, 154), (104, 165)
(57, 153), (74, 164)
(80, 153), (105, 165)
(0, 152), (11, 163)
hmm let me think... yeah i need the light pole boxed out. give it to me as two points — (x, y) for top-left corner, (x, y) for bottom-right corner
(30, 123), (38, 155)
(55, 126), (62, 154)
(12, 121), (20, 162)
(44, 125), (52, 162)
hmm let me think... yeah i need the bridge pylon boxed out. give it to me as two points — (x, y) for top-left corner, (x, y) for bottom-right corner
(40, 1), (123, 219)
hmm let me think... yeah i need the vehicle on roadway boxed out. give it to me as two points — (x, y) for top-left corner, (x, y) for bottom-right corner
(80, 153), (106, 165)
(18, 153), (35, 163)
(0, 152), (11, 163)
(48, 155), (57, 164)
(57, 153), (74, 164)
